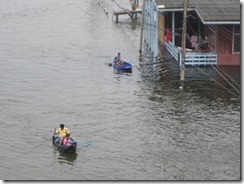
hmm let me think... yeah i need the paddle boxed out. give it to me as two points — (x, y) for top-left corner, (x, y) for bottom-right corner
(52, 128), (56, 144)
(72, 140), (92, 146)
(108, 63), (113, 67)
(83, 141), (92, 146)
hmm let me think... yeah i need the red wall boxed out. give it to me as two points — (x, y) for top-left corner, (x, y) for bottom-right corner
(216, 26), (240, 66)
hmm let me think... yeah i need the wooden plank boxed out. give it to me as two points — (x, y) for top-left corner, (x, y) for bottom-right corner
(113, 9), (142, 15)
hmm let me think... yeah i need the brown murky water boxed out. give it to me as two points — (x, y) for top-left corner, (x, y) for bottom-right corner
(0, 0), (240, 180)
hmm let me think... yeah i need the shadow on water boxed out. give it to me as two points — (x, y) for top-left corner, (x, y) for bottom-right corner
(57, 152), (78, 166)
(52, 146), (78, 166)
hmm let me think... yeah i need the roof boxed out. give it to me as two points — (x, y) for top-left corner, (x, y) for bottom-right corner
(155, 0), (240, 24)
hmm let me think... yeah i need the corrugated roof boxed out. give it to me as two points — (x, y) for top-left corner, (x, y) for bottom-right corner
(155, 0), (240, 23)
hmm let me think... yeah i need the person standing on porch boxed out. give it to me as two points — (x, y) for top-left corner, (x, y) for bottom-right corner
(190, 33), (198, 50)
(165, 26), (172, 43)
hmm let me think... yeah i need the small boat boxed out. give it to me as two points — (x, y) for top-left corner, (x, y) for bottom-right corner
(52, 134), (77, 153)
(113, 61), (132, 73)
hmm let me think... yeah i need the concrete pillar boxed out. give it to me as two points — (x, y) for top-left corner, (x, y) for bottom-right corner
(172, 11), (175, 45)
(155, 4), (158, 56)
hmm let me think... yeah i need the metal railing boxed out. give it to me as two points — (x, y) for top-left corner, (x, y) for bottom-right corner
(165, 41), (217, 66)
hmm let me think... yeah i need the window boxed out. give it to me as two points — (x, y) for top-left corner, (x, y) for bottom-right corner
(233, 25), (240, 53)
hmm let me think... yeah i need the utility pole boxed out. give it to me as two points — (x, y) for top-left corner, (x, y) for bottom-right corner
(139, 0), (146, 54)
(180, 0), (188, 81)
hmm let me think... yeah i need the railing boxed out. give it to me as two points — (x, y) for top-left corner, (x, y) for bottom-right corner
(165, 41), (217, 66)
(165, 41), (179, 61)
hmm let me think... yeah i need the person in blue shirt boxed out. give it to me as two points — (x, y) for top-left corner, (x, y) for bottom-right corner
(113, 52), (124, 66)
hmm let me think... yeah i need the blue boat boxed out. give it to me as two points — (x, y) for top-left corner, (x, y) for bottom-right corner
(52, 134), (77, 153)
(53, 135), (77, 152)
(113, 61), (132, 73)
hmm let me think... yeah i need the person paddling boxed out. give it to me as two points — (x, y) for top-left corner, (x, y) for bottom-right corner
(54, 124), (70, 143)
(113, 52), (124, 66)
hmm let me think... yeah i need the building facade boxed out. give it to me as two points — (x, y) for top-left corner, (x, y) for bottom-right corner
(144, 0), (240, 66)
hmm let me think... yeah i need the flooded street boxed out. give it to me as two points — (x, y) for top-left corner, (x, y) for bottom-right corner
(0, 0), (240, 180)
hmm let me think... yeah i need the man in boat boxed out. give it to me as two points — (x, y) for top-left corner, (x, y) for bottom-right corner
(54, 124), (70, 143)
(113, 52), (124, 66)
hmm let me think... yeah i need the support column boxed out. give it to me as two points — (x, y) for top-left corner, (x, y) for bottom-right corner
(149, 0), (151, 51)
(139, 0), (146, 54)
(172, 11), (175, 45)
(180, 0), (188, 81)
(150, 0), (153, 52)
(145, 0), (149, 48)
(155, 4), (158, 56)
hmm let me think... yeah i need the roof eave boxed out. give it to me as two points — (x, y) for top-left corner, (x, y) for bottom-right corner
(158, 7), (195, 12)
(203, 21), (240, 25)
(194, 9), (240, 25)
(158, 7), (240, 25)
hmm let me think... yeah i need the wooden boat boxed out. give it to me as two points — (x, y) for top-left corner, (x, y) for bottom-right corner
(113, 61), (132, 73)
(52, 135), (77, 153)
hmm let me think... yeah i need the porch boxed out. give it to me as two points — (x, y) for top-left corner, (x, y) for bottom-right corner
(165, 41), (217, 66)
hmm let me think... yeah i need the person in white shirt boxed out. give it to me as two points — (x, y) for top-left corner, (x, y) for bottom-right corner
(113, 52), (124, 66)
(190, 33), (198, 50)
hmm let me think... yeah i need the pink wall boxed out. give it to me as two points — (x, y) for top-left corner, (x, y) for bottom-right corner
(216, 26), (240, 66)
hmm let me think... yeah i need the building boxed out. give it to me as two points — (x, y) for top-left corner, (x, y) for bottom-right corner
(144, 0), (240, 66)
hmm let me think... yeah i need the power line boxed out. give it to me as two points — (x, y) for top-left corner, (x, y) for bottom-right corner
(184, 32), (240, 96)
(192, 65), (239, 97)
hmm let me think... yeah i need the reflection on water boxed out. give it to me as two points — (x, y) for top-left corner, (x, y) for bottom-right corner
(140, 50), (240, 103)
(53, 149), (78, 166)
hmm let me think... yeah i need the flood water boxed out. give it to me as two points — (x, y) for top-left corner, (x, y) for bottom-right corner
(0, 0), (240, 180)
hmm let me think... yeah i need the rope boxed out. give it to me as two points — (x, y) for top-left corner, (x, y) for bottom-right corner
(184, 29), (240, 96)
(141, 9), (240, 98)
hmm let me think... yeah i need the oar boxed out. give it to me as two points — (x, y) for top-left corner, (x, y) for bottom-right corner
(83, 141), (92, 146)
(74, 140), (93, 146)
(52, 128), (56, 144)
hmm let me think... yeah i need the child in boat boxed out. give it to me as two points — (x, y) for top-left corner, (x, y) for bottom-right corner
(60, 134), (73, 146)
(113, 52), (124, 66)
